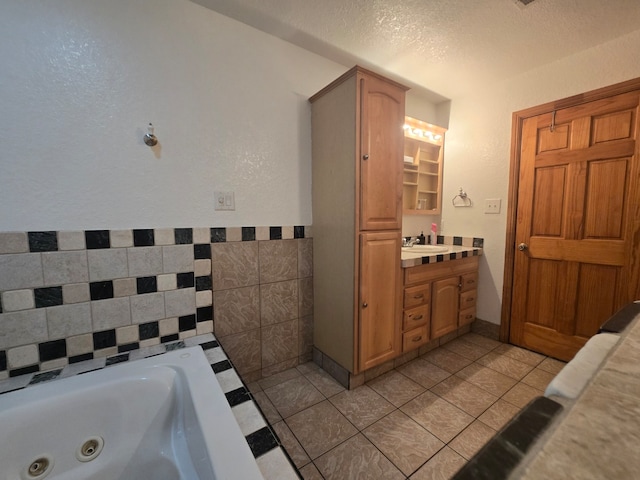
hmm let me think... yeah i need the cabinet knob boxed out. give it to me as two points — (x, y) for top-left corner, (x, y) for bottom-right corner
(413, 293), (424, 299)
(412, 336), (422, 343)
(411, 314), (423, 321)
(362, 154), (369, 160)
(362, 302), (368, 308)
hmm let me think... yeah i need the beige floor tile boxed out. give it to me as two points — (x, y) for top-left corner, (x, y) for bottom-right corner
(367, 370), (426, 407)
(423, 348), (474, 373)
(299, 463), (324, 480)
(264, 376), (325, 418)
(430, 376), (499, 417)
(478, 398), (522, 431)
(440, 337), (491, 361)
(476, 351), (535, 380)
(537, 357), (566, 375)
(397, 357), (451, 388)
(363, 410), (445, 476)
(401, 391), (474, 443)
(314, 434), (405, 480)
(455, 363), (518, 396)
(329, 385), (396, 430)
(493, 343), (546, 366)
(502, 382), (544, 408)
(521, 367), (556, 391)
(286, 400), (358, 459)
(272, 421), (311, 469)
(457, 332), (502, 351)
(253, 390), (282, 424)
(448, 420), (496, 460)
(302, 367), (346, 397)
(410, 446), (466, 480)
(259, 367), (301, 390)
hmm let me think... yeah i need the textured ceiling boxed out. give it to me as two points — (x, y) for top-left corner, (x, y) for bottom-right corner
(193, 0), (640, 102)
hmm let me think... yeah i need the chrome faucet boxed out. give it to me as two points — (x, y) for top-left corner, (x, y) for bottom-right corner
(403, 237), (419, 247)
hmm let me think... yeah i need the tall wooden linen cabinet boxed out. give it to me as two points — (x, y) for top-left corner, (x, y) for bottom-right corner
(310, 66), (408, 374)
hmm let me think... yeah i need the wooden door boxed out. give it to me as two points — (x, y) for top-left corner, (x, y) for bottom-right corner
(359, 231), (402, 371)
(510, 91), (640, 361)
(431, 276), (459, 339)
(359, 72), (405, 231)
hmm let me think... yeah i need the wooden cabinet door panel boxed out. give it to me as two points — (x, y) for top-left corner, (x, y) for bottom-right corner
(511, 91), (640, 361)
(431, 276), (459, 339)
(359, 231), (402, 370)
(359, 73), (404, 231)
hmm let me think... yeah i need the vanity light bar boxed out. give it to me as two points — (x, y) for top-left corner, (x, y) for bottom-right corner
(403, 124), (442, 141)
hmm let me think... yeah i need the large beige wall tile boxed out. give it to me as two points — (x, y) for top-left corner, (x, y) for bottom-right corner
(261, 280), (298, 326)
(212, 242), (259, 290)
(213, 286), (260, 337)
(259, 240), (297, 283)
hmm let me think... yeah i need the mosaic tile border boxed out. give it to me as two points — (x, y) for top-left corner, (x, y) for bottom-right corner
(0, 333), (300, 479)
(400, 236), (484, 268)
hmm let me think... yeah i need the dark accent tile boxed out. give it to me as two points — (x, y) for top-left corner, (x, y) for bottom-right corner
(136, 276), (157, 294)
(0, 350), (6, 371)
(139, 321), (160, 340)
(211, 360), (232, 373)
(106, 353), (130, 366)
(177, 272), (195, 289)
(179, 314), (197, 332)
(462, 250), (469, 258)
(69, 353), (94, 364)
(9, 364), (39, 377)
(211, 228), (226, 243)
(473, 250), (479, 256)
(473, 237), (484, 248)
(28, 231), (58, 252)
(436, 235), (444, 245)
(165, 340), (185, 351)
(93, 330), (117, 350)
(196, 275), (212, 291)
(242, 227), (256, 241)
(161, 334), (180, 343)
(174, 228), (193, 245)
(133, 229), (155, 247)
(77, 367), (103, 376)
(294, 226), (305, 239)
(246, 426), (279, 458)
(453, 236), (463, 246)
(436, 254), (444, 262)
(29, 369), (62, 385)
(38, 339), (67, 362)
(34, 286), (63, 308)
(200, 340), (219, 350)
(89, 281), (114, 301)
(225, 386), (252, 407)
(449, 253), (457, 260)
(269, 226), (282, 240)
(197, 306), (213, 322)
(194, 244), (211, 260)
(85, 230), (111, 249)
(118, 342), (139, 353)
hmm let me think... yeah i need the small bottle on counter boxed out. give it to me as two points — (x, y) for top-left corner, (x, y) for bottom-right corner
(417, 231), (426, 245)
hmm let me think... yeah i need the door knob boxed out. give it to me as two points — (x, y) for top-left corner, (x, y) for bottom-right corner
(362, 154), (369, 160)
(362, 302), (368, 308)
(518, 243), (528, 251)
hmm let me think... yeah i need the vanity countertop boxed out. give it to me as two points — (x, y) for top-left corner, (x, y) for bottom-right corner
(401, 237), (483, 268)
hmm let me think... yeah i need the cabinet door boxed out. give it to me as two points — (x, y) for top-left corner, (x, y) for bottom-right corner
(359, 73), (405, 231)
(431, 276), (459, 338)
(359, 231), (402, 371)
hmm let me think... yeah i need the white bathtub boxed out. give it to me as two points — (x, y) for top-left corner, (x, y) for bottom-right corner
(0, 346), (264, 480)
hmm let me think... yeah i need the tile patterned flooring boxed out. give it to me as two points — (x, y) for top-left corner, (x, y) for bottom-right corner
(248, 333), (566, 479)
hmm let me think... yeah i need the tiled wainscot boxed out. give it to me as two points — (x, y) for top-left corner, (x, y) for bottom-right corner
(0, 226), (313, 384)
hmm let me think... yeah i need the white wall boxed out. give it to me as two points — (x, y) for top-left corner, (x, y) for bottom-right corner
(0, 0), (349, 231)
(442, 28), (640, 324)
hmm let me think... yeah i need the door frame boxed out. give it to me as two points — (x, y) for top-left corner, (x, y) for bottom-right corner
(500, 76), (640, 343)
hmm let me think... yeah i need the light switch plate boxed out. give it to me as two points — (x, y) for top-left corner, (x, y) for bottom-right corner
(484, 198), (501, 214)
(214, 191), (235, 211)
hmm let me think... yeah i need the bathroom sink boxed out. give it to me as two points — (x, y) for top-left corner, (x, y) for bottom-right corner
(401, 245), (449, 254)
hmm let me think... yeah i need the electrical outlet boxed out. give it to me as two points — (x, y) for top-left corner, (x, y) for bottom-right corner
(214, 191), (235, 211)
(484, 198), (501, 214)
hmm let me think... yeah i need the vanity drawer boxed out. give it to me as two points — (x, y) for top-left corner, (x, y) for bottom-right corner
(459, 307), (476, 326)
(403, 304), (429, 330)
(460, 289), (477, 310)
(402, 325), (429, 352)
(404, 284), (431, 309)
(460, 272), (478, 292)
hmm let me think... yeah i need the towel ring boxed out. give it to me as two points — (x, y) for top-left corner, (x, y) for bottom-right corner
(452, 188), (472, 207)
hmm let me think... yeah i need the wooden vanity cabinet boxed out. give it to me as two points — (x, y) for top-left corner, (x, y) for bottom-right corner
(310, 66), (408, 374)
(403, 256), (479, 350)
